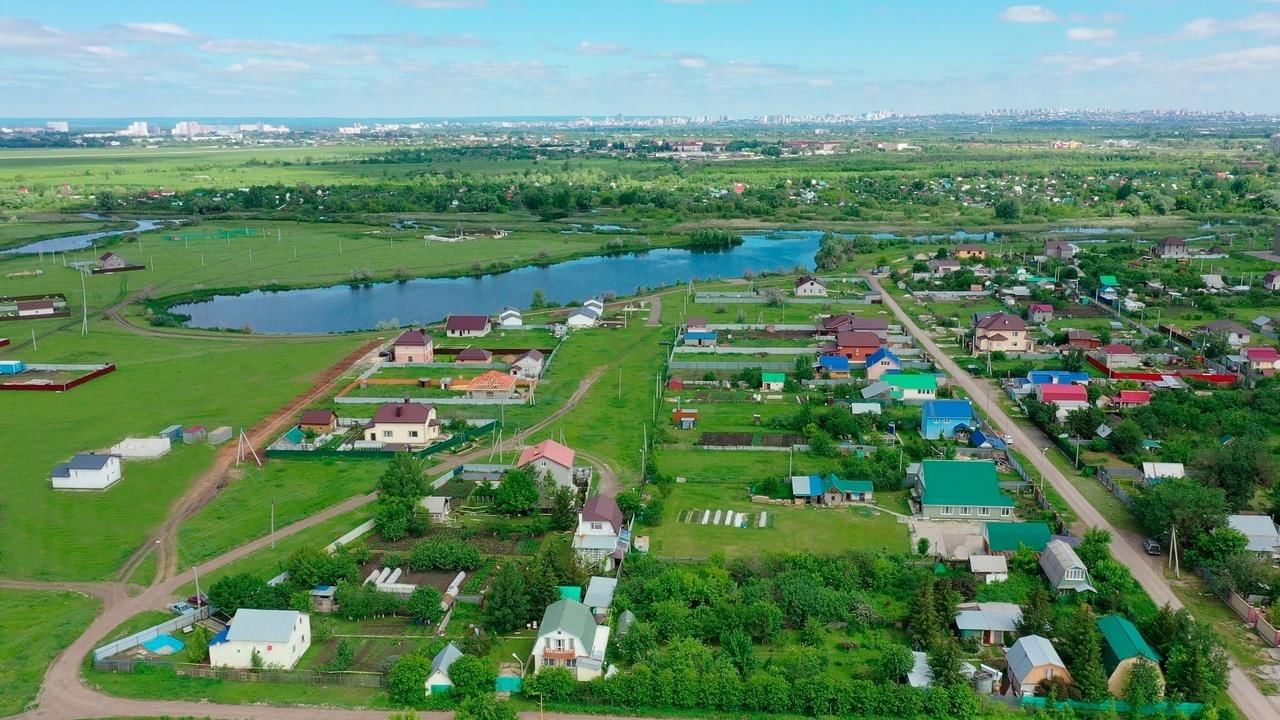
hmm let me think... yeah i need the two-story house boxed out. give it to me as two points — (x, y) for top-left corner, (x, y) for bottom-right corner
(531, 599), (609, 681)
(572, 495), (624, 570)
(794, 276), (828, 297)
(972, 312), (1032, 355)
(392, 330), (434, 364)
(517, 438), (578, 491)
(364, 401), (440, 448)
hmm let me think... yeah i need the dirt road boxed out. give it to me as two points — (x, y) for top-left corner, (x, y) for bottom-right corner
(869, 275), (1279, 720)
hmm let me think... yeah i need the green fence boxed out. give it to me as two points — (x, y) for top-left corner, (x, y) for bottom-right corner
(266, 421), (499, 461)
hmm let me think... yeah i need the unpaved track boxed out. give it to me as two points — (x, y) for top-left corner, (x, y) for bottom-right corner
(870, 275), (1280, 720)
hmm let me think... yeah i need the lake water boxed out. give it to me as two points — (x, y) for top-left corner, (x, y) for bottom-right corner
(173, 230), (824, 334)
(2, 215), (168, 255)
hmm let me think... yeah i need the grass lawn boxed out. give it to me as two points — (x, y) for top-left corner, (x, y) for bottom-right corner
(0, 588), (102, 716)
(0, 322), (364, 581)
(1166, 571), (1279, 693)
(655, 448), (843, 484)
(648, 481), (908, 559)
(175, 508), (373, 597)
(125, 550), (158, 587)
(84, 663), (389, 709)
(177, 459), (383, 567)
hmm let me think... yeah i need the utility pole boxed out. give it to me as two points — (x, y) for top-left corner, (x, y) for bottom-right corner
(193, 564), (203, 607)
(271, 498), (276, 549)
(1168, 524), (1180, 578)
(79, 268), (88, 336)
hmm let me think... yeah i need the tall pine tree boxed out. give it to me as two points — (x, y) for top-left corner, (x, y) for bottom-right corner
(1058, 605), (1108, 701)
(1017, 585), (1054, 638)
(907, 575), (943, 649)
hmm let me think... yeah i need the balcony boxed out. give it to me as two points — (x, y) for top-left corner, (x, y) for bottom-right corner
(542, 648), (577, 661)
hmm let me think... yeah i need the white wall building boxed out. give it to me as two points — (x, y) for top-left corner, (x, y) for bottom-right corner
(209, 609), (311, 669)
(50, 453), (122, 490)
(531, 599), (609, 681)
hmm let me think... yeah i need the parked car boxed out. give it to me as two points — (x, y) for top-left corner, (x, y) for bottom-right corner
(1142, 537), (1162, 555)
(187, 593), (208, 607)
(169, 601), (195, 615)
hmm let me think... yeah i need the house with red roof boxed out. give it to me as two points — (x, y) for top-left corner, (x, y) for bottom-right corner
(391, 329), (434, 363)
(973, 313), (1033, 355)
(459, 370), (517, 400)
(1062, 330), (1102, 351)
(365, 401), (439, 448)
(1113, 390), (1152, 409)
(1244, 346), (1279, 376)
(1035, 384), (1090, 415)
(445, 315), (491, 338)
(1028, 304), (1054, 324)
(517, 439), (578, 490)
(16, 298), (57, 318)
(1100, 344), (1140, 369)
(829, 331), (882, 362)
(1154, 237), (1189, 259)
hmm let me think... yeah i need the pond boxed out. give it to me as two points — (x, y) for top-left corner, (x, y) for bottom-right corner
(2, 214), (168, 255)
(172, 230), (825, 334)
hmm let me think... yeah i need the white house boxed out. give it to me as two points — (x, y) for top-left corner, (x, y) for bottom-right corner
(50, 453), (122, 490)
(1040, 539), (1095, 594)
(209, 609), (311, 670)
(365, 402), (440, 448)
(445, 315), (491, 338)
(425, 643), (463, 695)
(531, 599), (610, 681)
(499, 307), (523, 328)
(509, 349), (545, 380)
(794, 275), (828, 297)
(584, 298), (605, 315)
(1227, 514), (1280, 560)
(1140, 462), (1185, 485)
(517, 438), (577, 490)
(420, 496), (452, 522)
(566, 308), (600, 328)
(573, 495), (624, 570)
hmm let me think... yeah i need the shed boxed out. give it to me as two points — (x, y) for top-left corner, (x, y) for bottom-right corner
(583, 576), (617, 616)
(207, 426), (233, 446)
(1040, 539), (1095, 594)
(182, 426), (207, 444)
(1006, 635), (1071, 697)
(0, 359), (26, 375)
(984, 522), (1051, 554)
(954, 602), (1022, 645)
(760, 372), (786, 391)
(158, 424), (184, 441)
(1097, 614), (1163, 699)
(968, 554), (1009, 584)
(426, 643), (464, 695)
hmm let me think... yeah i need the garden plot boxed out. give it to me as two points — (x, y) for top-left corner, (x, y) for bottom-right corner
(677, 507), (773, 529)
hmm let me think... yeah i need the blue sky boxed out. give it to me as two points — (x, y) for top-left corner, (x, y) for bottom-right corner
(2, 0), (1279, 118)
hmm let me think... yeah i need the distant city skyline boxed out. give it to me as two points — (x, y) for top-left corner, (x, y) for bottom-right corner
(2, 1), (1279, 117)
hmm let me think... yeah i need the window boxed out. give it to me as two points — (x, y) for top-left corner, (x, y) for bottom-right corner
(382, 431), (392, 439)
(941, 506), (953, 516)
(1001, 508), (1012, 517)
(409, 431), (419, 438)
(978, 507), (990, 517)
(590, 522), (602, 531)
(960, 507), (971, 516)
(1067, 569), (1083, 580)
(565, 659), (577, 668)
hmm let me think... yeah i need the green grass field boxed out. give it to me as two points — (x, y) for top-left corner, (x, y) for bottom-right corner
(0, 588), (102, 716)
(648, 481), (908, 559)
(0, 322), (362, 580)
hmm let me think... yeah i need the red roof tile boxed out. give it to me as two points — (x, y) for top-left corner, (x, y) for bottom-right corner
(518, 439), (576, 470)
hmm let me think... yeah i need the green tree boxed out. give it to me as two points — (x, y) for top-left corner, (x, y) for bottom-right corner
(530, 289), (547, 309)
(793, 355), (815, 381)
(877, 643), (916, 683)
(484, 563), (528, 633)
(614, 620), (658, 664)
(524, 666), (576, 701)
(907, 575), (943, 649)
(379, 452), (428, 499)
(406, 585), (444, 625)
(1133, 478), (1228, 546)
(927, 638), (966, 688)
(1017, 585), (1054, 638)
(375, 496), (416, 542)
(1065, 406), (1104, 439)
(548, 486), (577, 531)
(493, 468), (540, 516)
(994, 197), (1023, 221)
(457, 695), (517, 720)
(1191, 439), (1276, 511)
(1109, 419), (1144, 456)
(1058, 604), (1108, 701)
(720, 627), (755, 675)
(1164, 620), (1229, 701)
(329, 638), (355, 671)
(448, 655), (497, 698)
(1124, 657), (1163, 708)
(208, 573), (285, 612)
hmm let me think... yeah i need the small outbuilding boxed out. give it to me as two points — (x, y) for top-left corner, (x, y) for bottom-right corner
(50, 453), (122, 490)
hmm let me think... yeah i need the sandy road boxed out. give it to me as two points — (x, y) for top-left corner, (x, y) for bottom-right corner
(869, 275), (1279, 720)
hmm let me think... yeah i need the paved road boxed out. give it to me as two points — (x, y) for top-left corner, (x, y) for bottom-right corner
(869, 275), (1279, 720)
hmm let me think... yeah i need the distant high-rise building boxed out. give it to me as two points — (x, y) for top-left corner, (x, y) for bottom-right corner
(120, 121), (150, 137)
(172, 121), (204, 138)
(45, 120), (69, 133)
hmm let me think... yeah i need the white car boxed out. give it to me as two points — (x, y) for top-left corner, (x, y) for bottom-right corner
(1002, 434), (1015, 446)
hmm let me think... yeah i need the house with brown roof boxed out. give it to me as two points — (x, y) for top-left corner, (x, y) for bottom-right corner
(16, 299), (57, 317)
(1200, 319), (1251, 347)
(365, 401), (439, 448)
(1264, 271), (1280, 291)
(392, 330), (434, 364)
(1100, 343), (1140, 369)
(98, 252), (129, 271)
(1043, 240), (1077, 260)
(460, 370), (517, 400)
(972, 312), (1032, 355)
(928, 258), (962, 276)
(794, 276), (828, 297)
(455, 347), (494, 364)
(299, 409), (338, 434)
(830, 331), (882, 362)
(517, 438), (578, 490)
(1062, 330), (1102, 350)
(573, 495), (625, 570)
(954, 244), (987, 260)
(817, 313), (856, 334)
(510, 349), (545, 380)
(445, 315), (490, 338)
(1154, 237), (1189, 259)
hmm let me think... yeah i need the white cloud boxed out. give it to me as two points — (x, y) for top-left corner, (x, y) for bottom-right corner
(0, 17), (69, 48)
(335, 32), (491, 47)
(1192, 45), (1280, 72)
(395, 0), (488, 8)
(807, 78), (833, 87)
(82, 45), (128, 58)
(575, 41), (629, 55)
(199, 39), (378, 65)
(1175, 13), (1280, 40)
(999, 5), (1060, 23)
(227, 58), (310, 73)
(1042, 50), (1141, 71)
(120, 22), (192, 38)
(1067, 27), (1117, 42)
(677, 55), (708, 68)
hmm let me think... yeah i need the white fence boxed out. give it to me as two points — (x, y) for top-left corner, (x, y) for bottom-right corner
(93, 606), (211, 662)
(326, 519), (376, 554)
(334, 395), (524, 405)
(675, 346), (815, 356)
(380, 361), (507, 370)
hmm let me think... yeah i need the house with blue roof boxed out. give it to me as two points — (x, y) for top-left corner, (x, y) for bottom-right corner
(1026, 370), (1090, 386)
(817, 354), (851, 378)
(865, 347), (903, 381)
(790, 474), (874, 505)
(682, 330), (717, 347)
(921, 399), (976, 440)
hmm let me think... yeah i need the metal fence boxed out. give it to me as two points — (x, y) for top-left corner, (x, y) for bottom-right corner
(669, 360), (793, 371)
(675, 346), (813, 355)
(93, 607), (211, 662)
(265, 421), (498, 460)
(93, 659), (386, 687)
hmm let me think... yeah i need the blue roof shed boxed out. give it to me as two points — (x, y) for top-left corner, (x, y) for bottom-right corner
(921, 399), (976, 440)
(818, 355), (851, 372)
(1026, 370), (1090, 385)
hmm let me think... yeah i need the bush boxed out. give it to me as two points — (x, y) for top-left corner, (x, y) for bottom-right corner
(388, 655), (431, 705)
(410, 539), (482, 571)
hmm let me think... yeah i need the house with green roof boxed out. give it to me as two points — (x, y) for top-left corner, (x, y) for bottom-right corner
(885, 373), (938, 403)
(1097, 614), (1163, 699)
(915, 460), (1014, 521)
(790, 474), (874, 505)
(984, 522), (1052, 553)
(532, 599), (610, 681)
(761, 372), (786, 391)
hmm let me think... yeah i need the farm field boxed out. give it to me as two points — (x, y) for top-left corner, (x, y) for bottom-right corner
(0, 322), (363, 580)
(0, 588), (102, 716)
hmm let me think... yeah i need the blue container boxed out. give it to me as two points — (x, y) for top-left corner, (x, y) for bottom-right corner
(0, 360), (26, 375)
